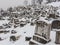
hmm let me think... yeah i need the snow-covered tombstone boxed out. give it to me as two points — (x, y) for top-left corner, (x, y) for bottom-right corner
(55, 31), (60, 44)
(25, 37), (31, 41)
(29, 18), (51, 45)
(52, 20), (60, 44)
(10, 35), (20, 42)
(11, 30), (17, 34)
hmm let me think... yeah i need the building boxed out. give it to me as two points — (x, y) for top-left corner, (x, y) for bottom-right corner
(32, 0), (43, 6)
(24, 0), (28, 6)
(47, 0), (60, 3)
(31, 0), (35, 5)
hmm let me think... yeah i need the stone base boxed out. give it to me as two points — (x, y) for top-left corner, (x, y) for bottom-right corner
(33, 35), (51, 44)
(55, 42), (60, 44)
(29, 39), (51, 45)
(29, 41), (38, 45)
(38, 38), (51, 44)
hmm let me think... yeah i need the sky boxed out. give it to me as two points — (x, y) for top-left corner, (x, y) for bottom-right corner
(0, 0), (31, 10)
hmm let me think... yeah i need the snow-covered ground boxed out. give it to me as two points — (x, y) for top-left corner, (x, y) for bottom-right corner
(0, 1), (60, 45)
(0, 19), (59, 45)
(0, 20), (36, 45)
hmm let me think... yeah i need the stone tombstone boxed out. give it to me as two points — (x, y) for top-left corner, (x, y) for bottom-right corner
(29, 21), (51, 45)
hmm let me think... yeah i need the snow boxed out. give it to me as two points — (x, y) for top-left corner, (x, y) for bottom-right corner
(48, 2), (60, 7)
(0, 20), (9, 26)
(0, 22), (36, 45)
(57, 9), (60, 14)
(38, 17), (54, 24)
(0, 19), (59, 45)
(19, 18), (26, 21)
(0, 1), (60, 45)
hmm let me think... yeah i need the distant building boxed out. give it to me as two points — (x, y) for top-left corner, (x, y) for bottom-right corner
(47, 0), (60, 3)
(32, 0), (43, 5)
(24, 0), (28, 6)
(31, 0), (36, 6)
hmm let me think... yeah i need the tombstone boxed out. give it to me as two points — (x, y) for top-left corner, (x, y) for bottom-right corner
(10, 35), (20, 42)
(11, 30), (17, 34)
(55, 31), (60, 44)
(0, 37), (3, 41)
(52, 20), (60, 29)
(29, 20), (51, 45)
(29, 41), (38, 45)
(52, 20), (60, 44)
(25, 37), (31, 41)
(10, 36), (16, 41)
